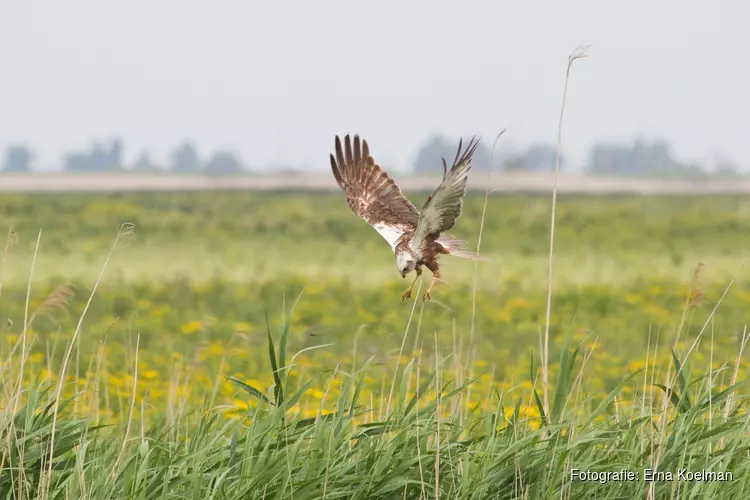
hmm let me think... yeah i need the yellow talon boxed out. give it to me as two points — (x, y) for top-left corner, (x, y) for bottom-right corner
(401, 270), (422, 302)
(423, 276), (439, 301)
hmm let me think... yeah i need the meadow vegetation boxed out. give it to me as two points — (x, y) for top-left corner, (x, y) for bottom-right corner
(2, 191), (750, 498)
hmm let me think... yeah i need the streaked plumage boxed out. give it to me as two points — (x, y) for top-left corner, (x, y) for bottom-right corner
(329, 134), (487, 300)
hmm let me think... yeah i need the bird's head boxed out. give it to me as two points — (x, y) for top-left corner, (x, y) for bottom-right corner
(396, 251), (417, 278)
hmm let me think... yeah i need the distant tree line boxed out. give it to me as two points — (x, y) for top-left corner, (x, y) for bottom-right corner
(1, 135), (742, 178)
(413, 135), (742, 178)
(584, 139), (733, 178)
(0, 138), (245, 175)
(413, 135), (562, 174)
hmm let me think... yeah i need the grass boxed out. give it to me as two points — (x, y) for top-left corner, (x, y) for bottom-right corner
(3, 191), (750, 289)
(2, 185), (750, 497)
(2, 296), (749, 498)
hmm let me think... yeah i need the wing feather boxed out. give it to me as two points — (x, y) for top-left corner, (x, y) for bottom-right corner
(410, 136), (480, 253)
(330, 134), (420, 250)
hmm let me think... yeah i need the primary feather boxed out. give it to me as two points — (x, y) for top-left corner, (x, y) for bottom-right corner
(329, 134), (419, 250)
(410, 136), (480, 255)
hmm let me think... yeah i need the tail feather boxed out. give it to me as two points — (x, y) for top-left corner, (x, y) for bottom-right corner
(437, 236), (490, 262)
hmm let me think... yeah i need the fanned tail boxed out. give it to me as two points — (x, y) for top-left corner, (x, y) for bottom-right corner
(437, 235), (490, 262)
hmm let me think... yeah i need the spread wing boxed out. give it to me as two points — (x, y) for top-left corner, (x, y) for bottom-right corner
(330, 134), (420, 251)
(410, 136), (480, 254)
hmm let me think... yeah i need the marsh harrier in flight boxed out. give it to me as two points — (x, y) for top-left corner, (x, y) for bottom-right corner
(330, 134), (487, 301)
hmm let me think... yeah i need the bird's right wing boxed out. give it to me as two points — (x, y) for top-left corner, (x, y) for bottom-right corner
(330, 134), (420, 250)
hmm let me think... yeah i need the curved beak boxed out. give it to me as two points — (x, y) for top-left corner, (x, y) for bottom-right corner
(401, 270), (406, 279)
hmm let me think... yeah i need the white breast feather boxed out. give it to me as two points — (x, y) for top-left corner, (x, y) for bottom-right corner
(372, 222), (405, 251)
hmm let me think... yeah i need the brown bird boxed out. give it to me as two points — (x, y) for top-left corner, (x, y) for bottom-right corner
(329, 134), (487, 301)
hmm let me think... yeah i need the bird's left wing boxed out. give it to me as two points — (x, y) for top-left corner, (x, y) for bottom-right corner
(330, 134), (420, 250)
(410, 136), (480, 253)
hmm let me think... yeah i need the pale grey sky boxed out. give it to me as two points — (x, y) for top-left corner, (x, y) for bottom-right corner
(1, 1), (747, 172)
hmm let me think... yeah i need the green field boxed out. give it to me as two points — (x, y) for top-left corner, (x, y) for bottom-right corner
(3, 191), (750, 498)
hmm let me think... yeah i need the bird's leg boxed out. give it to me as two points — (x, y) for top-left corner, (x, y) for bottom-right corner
(423, 269), (440, 301)
(401, 267), (422, 301)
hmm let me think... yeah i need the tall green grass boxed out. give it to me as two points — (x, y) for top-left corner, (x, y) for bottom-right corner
(1, 217), (748, 499)
(3, 294), (749, 499)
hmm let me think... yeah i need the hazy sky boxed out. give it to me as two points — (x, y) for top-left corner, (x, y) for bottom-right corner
(1, 1), (748, 172)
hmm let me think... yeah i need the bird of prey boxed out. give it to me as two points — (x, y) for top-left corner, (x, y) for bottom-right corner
(329, 134), (487, 301)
